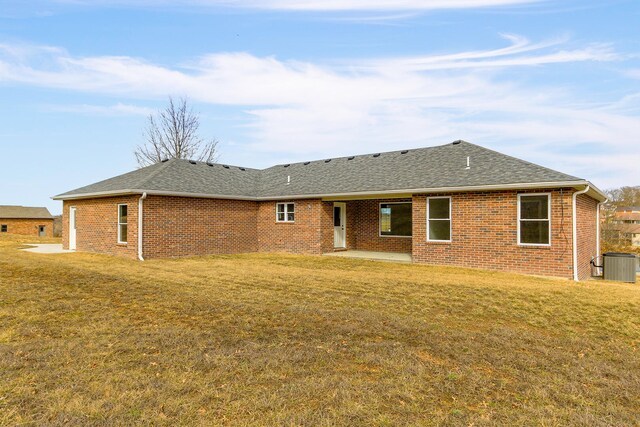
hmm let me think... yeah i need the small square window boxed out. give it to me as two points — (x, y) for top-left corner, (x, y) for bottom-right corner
(276, 203), (295, 222)
(1, 224), (7, 233)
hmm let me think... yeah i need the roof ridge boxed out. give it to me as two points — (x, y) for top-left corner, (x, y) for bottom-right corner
(266, 141), (456, 168)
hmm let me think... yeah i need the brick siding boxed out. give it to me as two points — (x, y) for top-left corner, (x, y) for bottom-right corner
(0, 218), (54, 237)
(143, 196), (258, 258)
(60, 188), (599, 280)
(62, 196), (139, 258)
(257, 199), (324, 255)
(576, 193), (599, 280)
(412, 189), (593, 279)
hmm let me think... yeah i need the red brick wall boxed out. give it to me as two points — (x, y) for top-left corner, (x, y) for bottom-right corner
(59, 189), (599, 281)
(62, 197), (139, 258)
(0, 218), (54, 237)
(257, 199), (324, 255)
(142, 196), (258, 258)
(576, 193), (599, 280)
(339, 199), (412, 253)
(412, 189), (577, 279)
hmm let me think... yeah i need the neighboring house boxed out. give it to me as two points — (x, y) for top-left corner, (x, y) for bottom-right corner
(53, 141), (606, 280)
(605, 207), (640, 246)
(0, 205), (55, 237)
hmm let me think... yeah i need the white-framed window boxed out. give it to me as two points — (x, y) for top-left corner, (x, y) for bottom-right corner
(518, 193), (551, 246)
(117, 204), (128, 244)
(379, 202), (412, 237)
(427, 196), (451, 242)
(276, 202), (295, 222)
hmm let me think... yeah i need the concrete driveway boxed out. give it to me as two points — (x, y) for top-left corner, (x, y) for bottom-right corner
(21, 244), (74, 254)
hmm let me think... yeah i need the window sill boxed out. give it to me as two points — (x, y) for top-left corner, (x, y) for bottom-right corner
(426, 240), (452, 244)
(379, 235), (412, 238)
(275, 221), (295, 224)
(117, 242), (128, 246)
(518, 243), (551, 248)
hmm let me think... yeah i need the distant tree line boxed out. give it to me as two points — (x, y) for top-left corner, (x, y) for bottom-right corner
(601, 185), (640, 255)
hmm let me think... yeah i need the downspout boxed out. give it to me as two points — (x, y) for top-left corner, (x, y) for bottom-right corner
(138, 192), (147, 261)
(596, 198), (607, 258)
(572, 185), (590, 281)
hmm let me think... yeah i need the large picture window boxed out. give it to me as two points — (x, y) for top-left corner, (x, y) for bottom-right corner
(380, 202), (412, 237)
(427, 197), (451, 242)
(117, 204), (128, 244)
(518, 194), (551, 245)
(276, 203), (295, 222)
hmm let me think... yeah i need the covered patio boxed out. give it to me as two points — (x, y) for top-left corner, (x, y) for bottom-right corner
(322, 197), (413, 258)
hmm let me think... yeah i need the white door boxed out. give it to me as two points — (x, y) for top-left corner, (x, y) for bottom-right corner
(69, 207), (77, 250)
(333, 202), (346, 248)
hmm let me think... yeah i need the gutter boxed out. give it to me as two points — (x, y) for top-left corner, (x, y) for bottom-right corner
(52, 180), (606, 202)
(138, 192), (147, 261)
(572, 185), (590, 281)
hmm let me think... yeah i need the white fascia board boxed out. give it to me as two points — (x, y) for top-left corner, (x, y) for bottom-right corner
(52, 180), (602, 202)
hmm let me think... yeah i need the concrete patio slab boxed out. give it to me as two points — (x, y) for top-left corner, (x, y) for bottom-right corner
(323, 250), (412, 263)
(21, 244), (74, 254)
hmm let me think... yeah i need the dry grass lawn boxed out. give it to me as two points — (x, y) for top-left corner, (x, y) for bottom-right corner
(1, 233), (639, 426)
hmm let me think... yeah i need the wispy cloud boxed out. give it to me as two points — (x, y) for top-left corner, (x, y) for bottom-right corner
(0, 35), (637, 187)
(45, 103), (153, 116)
(51, 0), (545, 11)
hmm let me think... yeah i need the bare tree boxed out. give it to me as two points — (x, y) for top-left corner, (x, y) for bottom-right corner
(135, 97), (219, 167)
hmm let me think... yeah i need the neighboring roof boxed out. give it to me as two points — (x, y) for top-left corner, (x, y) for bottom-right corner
(54, 140), (606, 201)
(616, 206), (640, 213)
(603, 223), (640, 234)
(0, 205), (54, 219)
(614, 213), (640, 221)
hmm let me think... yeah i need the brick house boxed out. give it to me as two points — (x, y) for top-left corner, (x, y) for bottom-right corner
(53, 141), (606, 280)
(0, 205), (55, 237)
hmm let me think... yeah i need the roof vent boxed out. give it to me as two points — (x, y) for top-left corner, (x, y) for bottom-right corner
(303, 161), (311, 165)
(401, 150), (409, 154)
(324, 159), (331, 163)
(222, 165), (229, 169)
(189, 160), (197, 165)
(373, 153), (381, 158)
(283, 164), (290, 168)
(206, 162), (214, 167)
(239, 167), (246, 171)
(161, 158), (169, 163)
(348, 156), (355, 160)
(452, 140), (462, 145)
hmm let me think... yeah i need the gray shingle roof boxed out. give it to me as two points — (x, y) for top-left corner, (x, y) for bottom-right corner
(0, 205), (54, 219)
(54, 141), (587, 200)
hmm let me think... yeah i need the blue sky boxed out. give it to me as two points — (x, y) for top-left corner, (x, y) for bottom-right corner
(1, 0), (639, 215)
